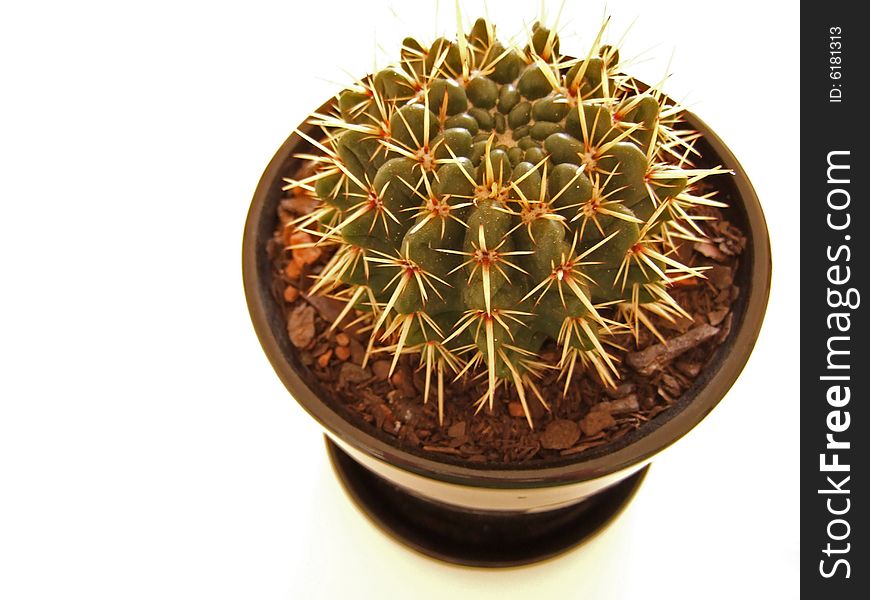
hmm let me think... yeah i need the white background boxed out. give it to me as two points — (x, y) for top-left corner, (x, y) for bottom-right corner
(1, 1), (798, 598)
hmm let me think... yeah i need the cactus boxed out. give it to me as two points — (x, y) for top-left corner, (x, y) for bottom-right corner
(284, 16), (727, 427)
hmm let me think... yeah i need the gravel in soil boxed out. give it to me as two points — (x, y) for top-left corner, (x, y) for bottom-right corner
(266, 172), (746, 465)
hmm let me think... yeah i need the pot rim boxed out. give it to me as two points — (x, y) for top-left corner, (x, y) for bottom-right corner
(242, 105), (771, 489)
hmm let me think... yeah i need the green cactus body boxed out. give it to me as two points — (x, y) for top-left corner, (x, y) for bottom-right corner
(288, 17), (726, 426)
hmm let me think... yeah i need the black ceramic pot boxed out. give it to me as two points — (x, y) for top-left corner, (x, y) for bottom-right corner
(242, 102), (771, 567)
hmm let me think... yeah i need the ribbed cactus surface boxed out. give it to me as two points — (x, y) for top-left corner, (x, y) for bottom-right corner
(285, 18), (725, 426)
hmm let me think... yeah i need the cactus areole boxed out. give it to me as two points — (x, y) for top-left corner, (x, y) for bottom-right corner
(283, 18), (731, 427)
(244, 15), (770, 565)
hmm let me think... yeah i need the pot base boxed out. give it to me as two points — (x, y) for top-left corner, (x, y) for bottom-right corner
(326, 437), (648, 568)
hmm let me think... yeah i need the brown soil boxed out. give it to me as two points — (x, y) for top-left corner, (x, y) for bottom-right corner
(267, 176), (746, 465)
